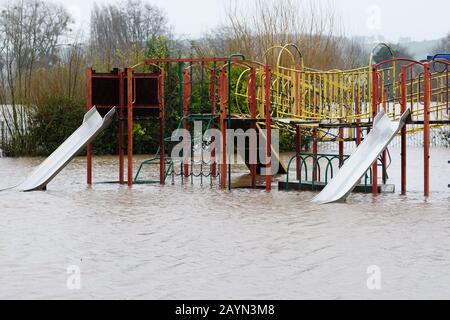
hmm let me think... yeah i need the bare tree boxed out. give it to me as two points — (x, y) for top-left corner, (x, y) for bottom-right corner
(433, 32), (450, 53)
(89, 0), (170, 70)
(0, 0), (71, 104)
(198, 0), (367, 70)
(0, 0), (70, 149)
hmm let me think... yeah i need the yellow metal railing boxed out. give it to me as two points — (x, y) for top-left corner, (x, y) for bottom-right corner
(233, 44), (450, 133)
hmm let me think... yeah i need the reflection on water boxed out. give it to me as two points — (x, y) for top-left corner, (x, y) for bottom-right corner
(0, 148), (449, 299)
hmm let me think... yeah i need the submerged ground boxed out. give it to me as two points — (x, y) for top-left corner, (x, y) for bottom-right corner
(0, 147), (449, 299)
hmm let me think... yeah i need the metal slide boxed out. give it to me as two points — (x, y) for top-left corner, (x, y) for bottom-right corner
(312, 108), (411, 204)
(18, 107), (116, 192)
(256, 123), (287, 174)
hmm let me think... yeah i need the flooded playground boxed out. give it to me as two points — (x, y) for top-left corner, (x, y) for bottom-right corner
(0, 147), (448, 300)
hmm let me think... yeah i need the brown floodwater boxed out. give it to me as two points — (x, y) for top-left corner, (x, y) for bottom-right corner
(0, 147), (449, 299)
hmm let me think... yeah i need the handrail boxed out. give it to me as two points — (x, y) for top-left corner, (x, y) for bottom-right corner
(285, 152), (383, 191)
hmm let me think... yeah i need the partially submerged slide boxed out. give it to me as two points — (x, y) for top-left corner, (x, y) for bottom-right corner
(312, 108), (411, 204)
(256, 123), (287, 174)
(18, 107), (116, 192)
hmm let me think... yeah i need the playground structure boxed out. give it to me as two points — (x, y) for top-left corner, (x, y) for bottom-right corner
(17, 43), (450, 201)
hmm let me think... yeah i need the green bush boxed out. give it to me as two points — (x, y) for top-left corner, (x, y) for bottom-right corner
(29, 95), (86, 156)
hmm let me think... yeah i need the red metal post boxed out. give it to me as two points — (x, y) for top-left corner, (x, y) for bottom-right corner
(210, 69), (217, 178)
(372, 67), (379, 196)
(119, 69), (125, 184)
(400, 66), (407, 195)
(183, 69), (191, 178)
(86, 68), (93, 185)
(423, 63), (430, 197)
(159, 70), (165, 185)
(127, 68), (134, 187)
(249, 68), (257, 189)
(264, 66), (272, 192)
(219, 69), (228, 189)
(381, 81), (387, 185)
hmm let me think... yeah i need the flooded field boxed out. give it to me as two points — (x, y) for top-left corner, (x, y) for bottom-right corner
(0, 147), (449, 299)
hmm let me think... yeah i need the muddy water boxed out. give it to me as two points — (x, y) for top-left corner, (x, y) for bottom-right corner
(0, 148), (449, 299)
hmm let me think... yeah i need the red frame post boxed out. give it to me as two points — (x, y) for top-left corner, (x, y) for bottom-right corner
(182, 69), (191, 178)
(159, 70), (166, 185)
(381, 81), (388, 185)
(86, 68), (93, 185)
(400, 66), (407, 195)
(127, 68), (134, 187)
(210, 69), (217, 178)
(249, 68), (257, 189)
(118, 69), (125, 184)
(372, 67), (379, 196)
(219, 69), (228, 189)
(264, 66), (272, 192)
(423, 63), (430, 197)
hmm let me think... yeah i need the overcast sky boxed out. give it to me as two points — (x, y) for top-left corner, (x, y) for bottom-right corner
(39, 0), (450, 42)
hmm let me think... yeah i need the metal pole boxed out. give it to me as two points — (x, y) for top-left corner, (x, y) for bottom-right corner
(400, 65), (407, 195)
(249, 68), (257, 189)
(423, 63), (430, 197)
(295, 125), (301, 181)
(210, 66), (217, 178)
(159, 70), (166, 185)
(294, 65), (300, 116)
(338, 127), (344, 168)
(381, 80), (387, 185)
(228, 61), (232, 191)
(356, 85), (362, 146)
(219, 69), (227, 189)
(372, 67), (379, 196)
(86, 68), (93, 185)
(313, 128), (318, 183)
(127, 68), (134, 187)
(119, 69), (125, 184)
(183, 67), (190, 179)
(265, 65), (272, 192)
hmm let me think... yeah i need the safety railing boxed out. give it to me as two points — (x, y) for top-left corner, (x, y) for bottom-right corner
(285, 152), (388, 192)
(134, 114), (219, 184)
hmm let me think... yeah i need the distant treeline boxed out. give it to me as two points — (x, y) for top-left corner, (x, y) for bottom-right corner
(0, 0), (448, 157)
